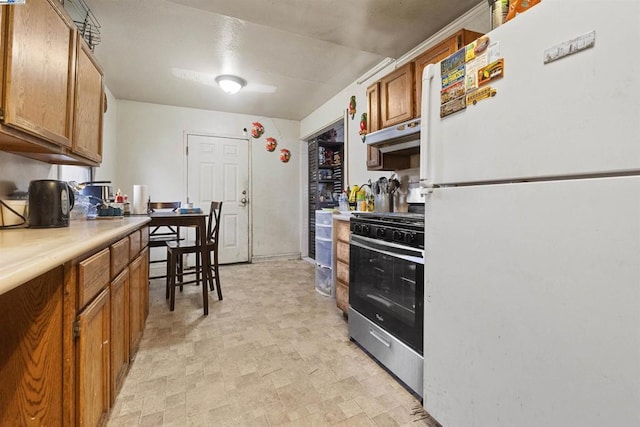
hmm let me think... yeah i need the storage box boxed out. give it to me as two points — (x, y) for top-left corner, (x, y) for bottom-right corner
(315, 265), (333, 296)
(315, 210), (333, 225)
(315, 224), (332, 240)
(315, 239), (332, 267)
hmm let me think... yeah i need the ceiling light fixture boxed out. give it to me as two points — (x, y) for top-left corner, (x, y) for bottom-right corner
(215, 74), (247, 94)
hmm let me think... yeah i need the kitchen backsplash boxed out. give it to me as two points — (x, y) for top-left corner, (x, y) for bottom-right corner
(0, 151), (56, 197)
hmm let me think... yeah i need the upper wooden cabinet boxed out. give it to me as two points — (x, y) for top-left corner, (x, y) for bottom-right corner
(414, 29), (483, 117)
(366, 79), (413, 171)
(364, 28), (483, 171)
(2, 0), (76, 147)
(73, 38), (104, 163)
(366, 83), (381, 134)
(0, 0), (104, 166)
(366, 83), (382, 169)
(379, 62), (415, 128)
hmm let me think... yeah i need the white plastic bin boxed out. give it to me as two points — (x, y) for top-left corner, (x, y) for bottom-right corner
(315, 265), (333, 296)
(315, 210), (333, 225)
(315, 239), (332, 267)
(316, 224), (332, 240)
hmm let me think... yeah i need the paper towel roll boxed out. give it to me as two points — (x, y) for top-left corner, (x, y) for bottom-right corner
(132, 185), (149, 215)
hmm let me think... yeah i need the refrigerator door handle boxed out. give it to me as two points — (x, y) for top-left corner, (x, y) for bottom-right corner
(420, 63), (437, 192)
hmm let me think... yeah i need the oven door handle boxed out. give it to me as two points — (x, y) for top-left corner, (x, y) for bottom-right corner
(350, 235), (424, 265)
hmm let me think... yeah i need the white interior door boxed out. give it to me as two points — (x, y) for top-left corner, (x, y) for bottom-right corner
(186, 133), (249, 264)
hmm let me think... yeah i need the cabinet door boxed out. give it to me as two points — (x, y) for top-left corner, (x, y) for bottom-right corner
(366, 83), (381, 133)
(414, 29), (483, 117)
(3, 0), (76, 147)
(110, 268), (129, 405)
(73, 38), (104, 163)
(141, 247), (149, 321)
(380, 62), (415, 128)
(129, 248), (148, 359)
(366, 83), (382, 169)
(336, 281), (348, 315)
(77, 287), (111, 427)
(0, 267), (66, 426)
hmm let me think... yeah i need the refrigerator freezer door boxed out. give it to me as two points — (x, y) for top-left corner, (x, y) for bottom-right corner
(423, 176), (640, 427)
(420, 0), (640, 185)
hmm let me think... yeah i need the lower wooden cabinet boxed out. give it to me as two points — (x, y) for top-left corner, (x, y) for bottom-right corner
(0, 224), (149, 426)
(334, 218), (350, 316)
(0, 267), (67, 426)
(76, 287), (111, 427)
(129, 247), (148, 359)
(110, 268), (130, 404)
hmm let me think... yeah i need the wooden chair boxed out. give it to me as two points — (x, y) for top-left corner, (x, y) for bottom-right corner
(147, 201), (182, 280)
(166, 201), (223, 315)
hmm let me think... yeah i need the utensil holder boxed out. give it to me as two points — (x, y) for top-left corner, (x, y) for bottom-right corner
(374, 194), (390, 213)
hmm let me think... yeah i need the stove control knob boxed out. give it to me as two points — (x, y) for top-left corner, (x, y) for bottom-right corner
(362, 224), (371, 234)
(407, 233), (417, 243)
(393, 230), (404, 241)
(354, 224), (362, 234)
(376, 228), (386, 238)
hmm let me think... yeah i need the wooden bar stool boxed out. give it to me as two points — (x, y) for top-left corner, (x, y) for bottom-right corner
(166, 201), (223, 315)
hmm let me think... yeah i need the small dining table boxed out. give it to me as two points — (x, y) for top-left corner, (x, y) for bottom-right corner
(147, 211), (211, 313)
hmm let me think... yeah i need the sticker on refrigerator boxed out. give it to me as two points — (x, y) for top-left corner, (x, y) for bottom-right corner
(440, 48), (467, 117)
(465, 49), (488, 91)
(487, 41), (500, 63)
(466, 86), (497, 106)
(478, 58), (504, 86)
(440, 49), (464, 81)
(543, 30), (596, 64)
(440, 97), (467, 118)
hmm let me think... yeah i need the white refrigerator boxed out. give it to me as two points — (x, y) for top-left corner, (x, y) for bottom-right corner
(419, 1), (640, 426)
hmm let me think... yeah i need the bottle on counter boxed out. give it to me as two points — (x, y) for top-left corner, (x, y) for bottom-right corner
(123, 194), (131, 216)
(338, 190), (349, 212)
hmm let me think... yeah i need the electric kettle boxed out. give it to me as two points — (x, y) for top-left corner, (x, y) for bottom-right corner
(27, 180), (75, 228)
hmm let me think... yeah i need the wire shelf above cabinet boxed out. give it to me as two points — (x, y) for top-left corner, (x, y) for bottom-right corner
(62, 0), (101, 51)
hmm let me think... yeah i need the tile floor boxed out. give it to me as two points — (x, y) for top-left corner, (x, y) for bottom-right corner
(107, 260), (440, 426)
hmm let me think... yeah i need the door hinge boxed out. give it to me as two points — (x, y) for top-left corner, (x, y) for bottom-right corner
(73, 321), (81, 339)
(186, 146), (189, 156)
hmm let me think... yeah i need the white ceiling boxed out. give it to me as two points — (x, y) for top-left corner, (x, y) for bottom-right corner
(84, 0), (481, 121)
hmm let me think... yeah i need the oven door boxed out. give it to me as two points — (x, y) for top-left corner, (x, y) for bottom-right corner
(349, 234), (424, 353)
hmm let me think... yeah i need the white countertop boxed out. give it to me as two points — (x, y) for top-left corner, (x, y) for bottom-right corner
(333, 212), (352, 221)
(0, 216), (150, 296)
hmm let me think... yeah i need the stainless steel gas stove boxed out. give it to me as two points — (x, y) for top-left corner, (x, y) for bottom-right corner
(348, 209), (424, 397)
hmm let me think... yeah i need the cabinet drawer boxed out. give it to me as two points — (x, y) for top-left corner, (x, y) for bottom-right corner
(336, 260), (349, 284)
(78, 248), (110, 309)
(336, 241), (350, 264)
(140, 226), (149, 249)
(111, 237), (130, 279)
(336, 219), (350, 243)
(336, 281), (349, 314)
(129, 230), (141, 260)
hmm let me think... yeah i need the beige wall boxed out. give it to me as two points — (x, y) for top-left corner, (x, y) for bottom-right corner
(115, 100), (303, 261)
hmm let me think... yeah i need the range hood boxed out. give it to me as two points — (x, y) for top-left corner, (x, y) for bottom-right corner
(365, 118), (421, 154)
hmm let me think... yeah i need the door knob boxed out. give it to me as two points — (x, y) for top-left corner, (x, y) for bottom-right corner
(239, 197), (248, 207)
